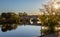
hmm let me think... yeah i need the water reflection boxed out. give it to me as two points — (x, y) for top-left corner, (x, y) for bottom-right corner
(0, 24), (41, 37)
(1, 24), (60, 37)
(1, 24), (18, 32)
(40, 26), (60, 37)
(41, 26), (49, 36)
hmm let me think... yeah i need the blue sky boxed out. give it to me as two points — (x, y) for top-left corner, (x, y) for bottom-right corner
(0, 0), (49, 15)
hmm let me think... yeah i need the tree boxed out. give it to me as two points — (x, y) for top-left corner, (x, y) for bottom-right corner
(11, 13), (20, 23)
(1, 13), (6, 18)
(39, 0), (60, 33)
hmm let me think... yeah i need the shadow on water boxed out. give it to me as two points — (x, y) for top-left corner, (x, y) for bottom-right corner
(0, 23), (41, 32)
(1, 24), (18, 32)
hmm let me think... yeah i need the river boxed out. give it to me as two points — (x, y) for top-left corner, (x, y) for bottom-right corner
(0, 24), (41, 37)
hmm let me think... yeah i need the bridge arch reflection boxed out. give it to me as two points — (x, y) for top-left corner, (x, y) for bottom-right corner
(20, 16), (41, 25)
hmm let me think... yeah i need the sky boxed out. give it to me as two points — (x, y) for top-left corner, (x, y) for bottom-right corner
(0, 0), (49, 15)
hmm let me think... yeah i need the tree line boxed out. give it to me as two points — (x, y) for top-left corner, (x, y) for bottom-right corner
(0, 12), (28, 24)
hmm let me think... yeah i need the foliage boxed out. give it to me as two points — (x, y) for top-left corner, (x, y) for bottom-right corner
(39, 0), (60, 32)
(0, 12), (28, 24)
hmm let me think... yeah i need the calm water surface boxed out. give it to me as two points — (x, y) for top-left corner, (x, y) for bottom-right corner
(0, 25), (41, 37)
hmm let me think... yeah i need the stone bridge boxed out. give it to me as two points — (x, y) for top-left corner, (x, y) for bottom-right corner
(19, 15), (41, 25)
